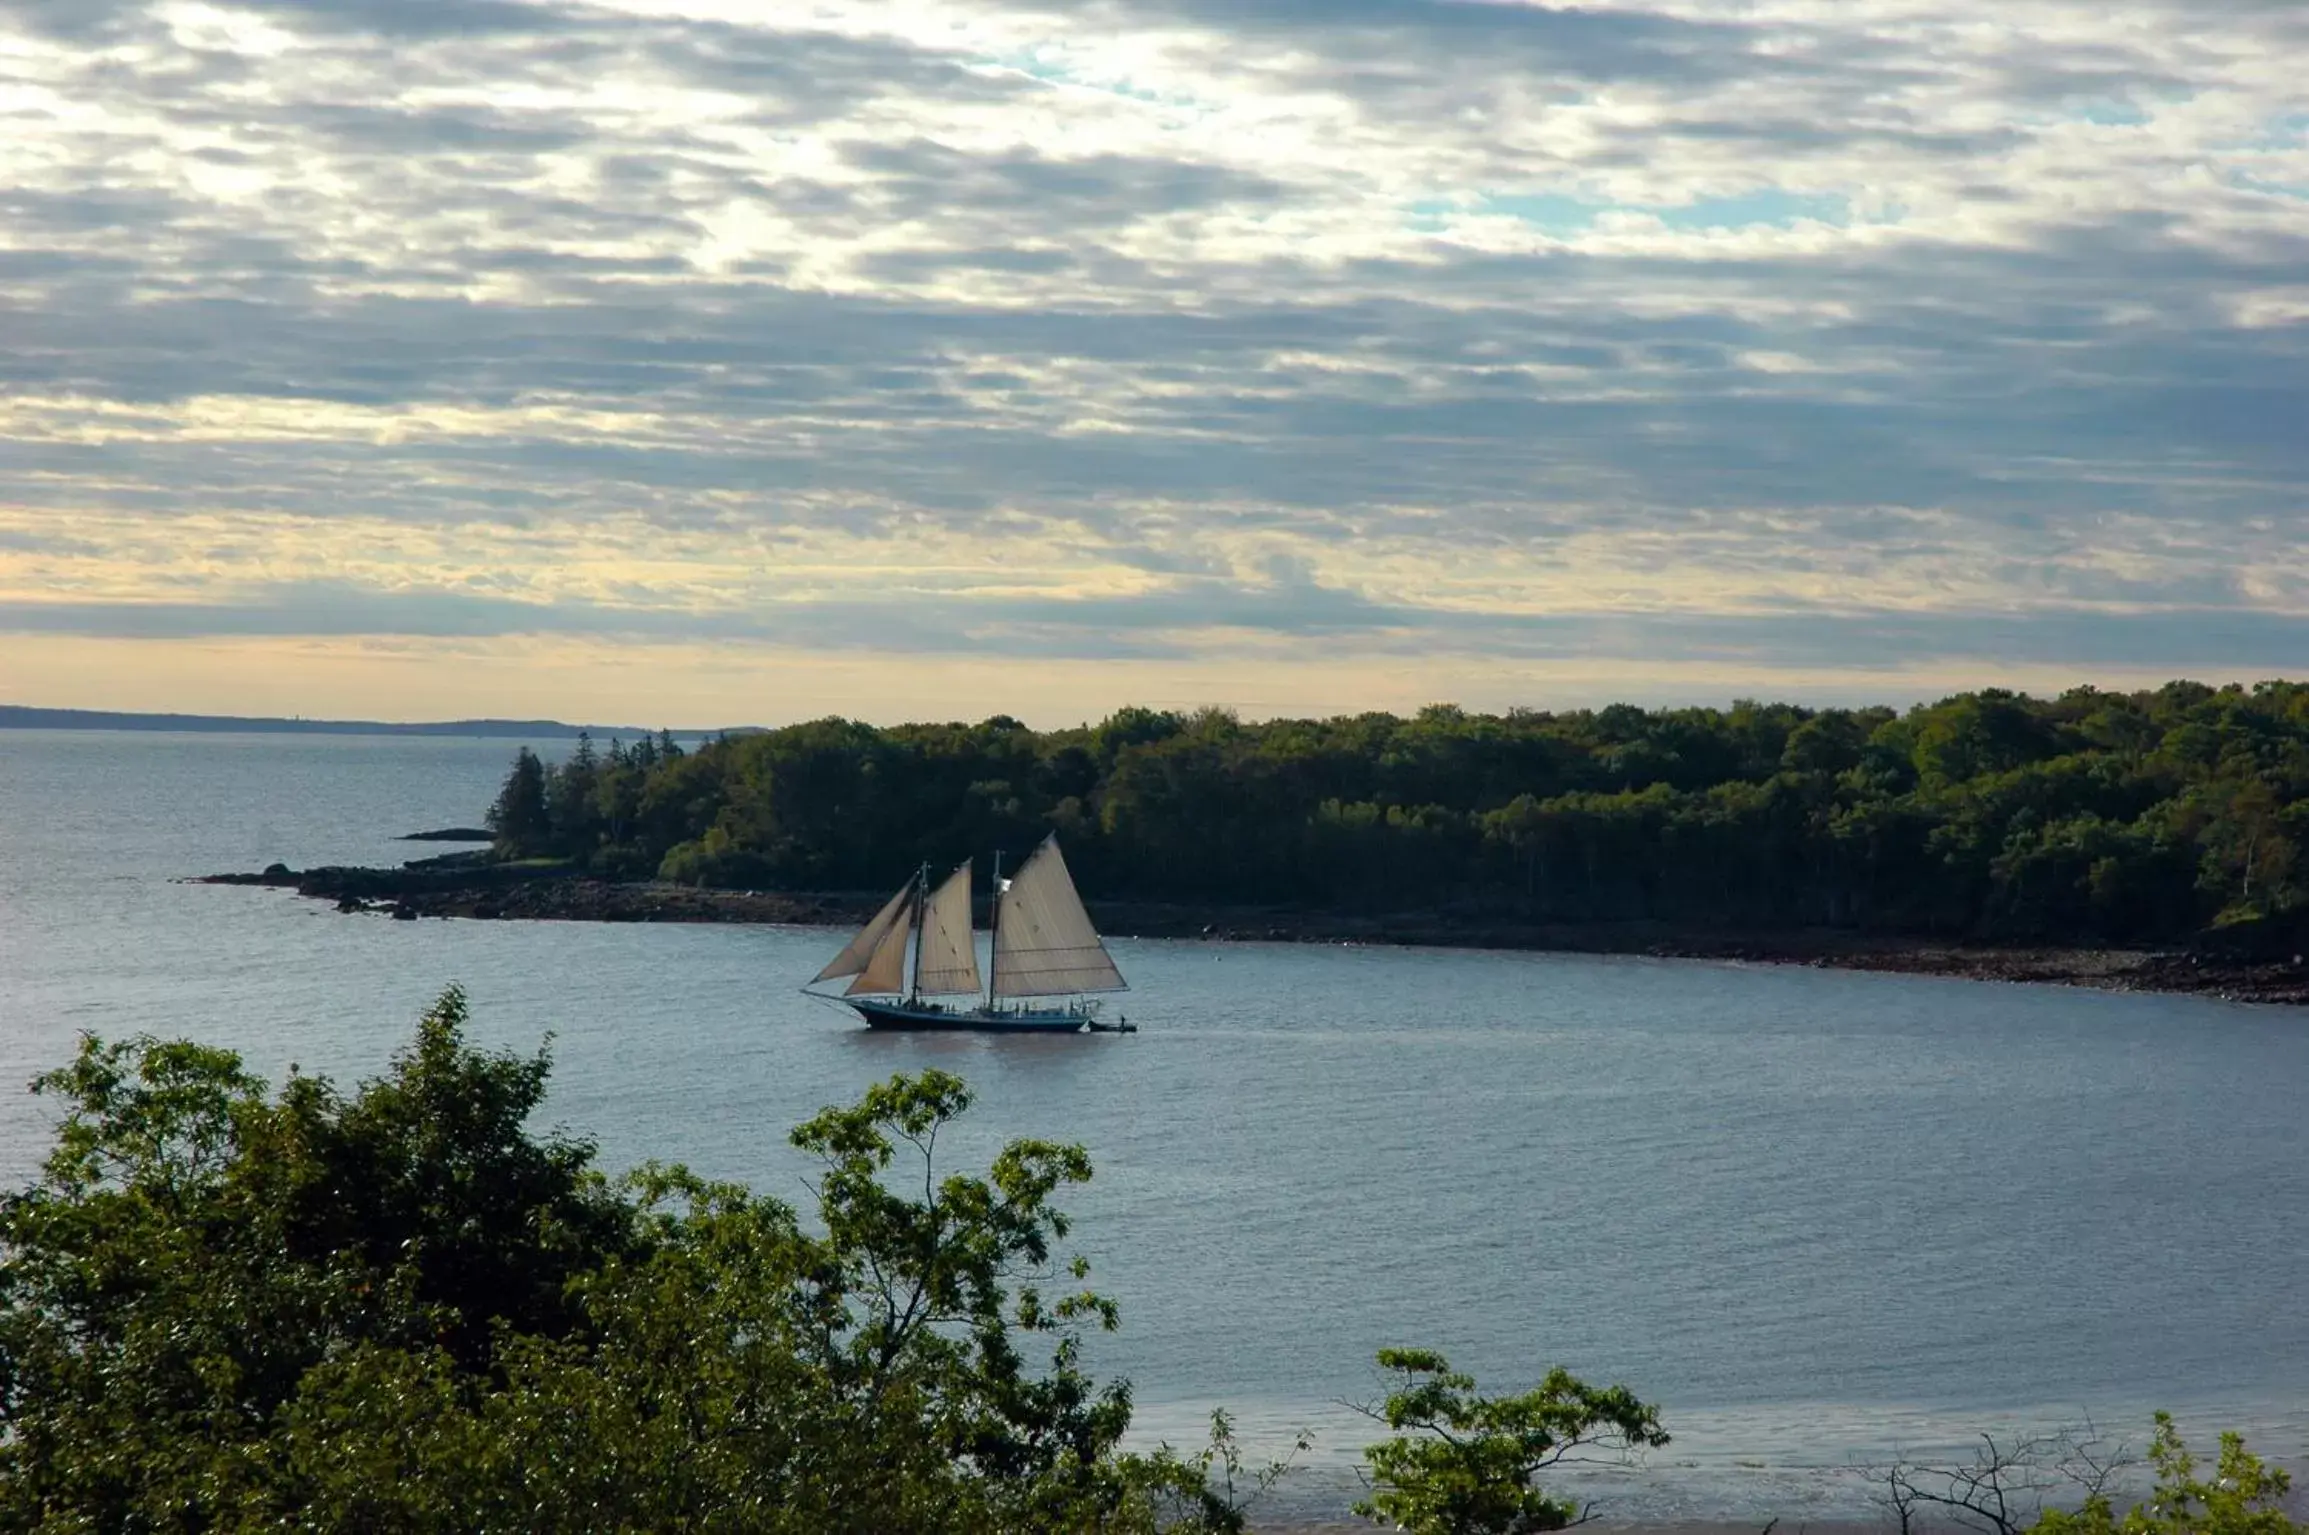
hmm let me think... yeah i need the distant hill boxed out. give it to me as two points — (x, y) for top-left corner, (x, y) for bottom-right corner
(0, 706), (693, 739)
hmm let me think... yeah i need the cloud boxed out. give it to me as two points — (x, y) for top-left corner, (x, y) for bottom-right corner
(232, 0), (578, 39)
(0, 0), (2304, 709)
(8, 572), (2309, 682)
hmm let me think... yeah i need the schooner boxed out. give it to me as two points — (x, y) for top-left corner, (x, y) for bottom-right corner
(806, 834), (1132, 1033)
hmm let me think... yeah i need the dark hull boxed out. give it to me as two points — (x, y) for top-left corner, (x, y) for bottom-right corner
(848, 998), (1091, 1034)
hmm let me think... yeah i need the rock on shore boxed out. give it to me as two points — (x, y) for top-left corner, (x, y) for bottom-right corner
(199, 861), (860, 926)
(196, 861), (2309, 1006)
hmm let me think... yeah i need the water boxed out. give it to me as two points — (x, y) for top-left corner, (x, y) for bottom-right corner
(2, 728), (2306, 1523)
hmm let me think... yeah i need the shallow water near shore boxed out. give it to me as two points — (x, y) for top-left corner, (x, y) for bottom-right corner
(2, 728), (2306, 1522)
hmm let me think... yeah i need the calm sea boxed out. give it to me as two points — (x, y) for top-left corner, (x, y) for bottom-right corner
(1, 728), (2304, 1522)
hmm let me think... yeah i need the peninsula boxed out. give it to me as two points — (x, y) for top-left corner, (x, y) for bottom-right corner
(0, 704), (687, 738)
(202, 683), (2309, 1006)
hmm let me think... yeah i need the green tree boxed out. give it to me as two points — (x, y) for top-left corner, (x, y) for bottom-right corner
(546, 731), (604, 853)
(486, 746), (552, 855)
(1352, 1348), (1668, 1535)
(0, 988), (636, 1529)
(0, 992), (1203, 1533)
(1781, 710), (1869, 776)
(1877, 1416), (2299, 1535)
(472, 682), (2309, 962)
(2032, 1415), (2298, 1535)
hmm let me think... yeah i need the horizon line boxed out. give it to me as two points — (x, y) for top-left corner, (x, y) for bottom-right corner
(5, 677), (2301, 740)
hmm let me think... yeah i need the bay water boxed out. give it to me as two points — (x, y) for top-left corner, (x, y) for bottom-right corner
(2, 729), (2304, 1522)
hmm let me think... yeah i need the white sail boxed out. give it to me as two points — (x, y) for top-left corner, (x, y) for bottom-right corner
(814, 881), (914, 984)
(846, 897), (914, 996)
(991, 835), (1126, 997)
(913, 859), (982, 996)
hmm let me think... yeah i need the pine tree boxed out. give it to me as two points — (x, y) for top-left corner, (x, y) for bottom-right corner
(486, 748), (551, 856)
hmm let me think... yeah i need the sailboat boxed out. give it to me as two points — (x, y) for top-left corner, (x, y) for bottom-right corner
(806, 834), (1132, 1034)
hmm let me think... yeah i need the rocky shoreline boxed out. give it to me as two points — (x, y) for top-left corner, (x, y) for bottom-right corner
(195, 858), (2309, 1007)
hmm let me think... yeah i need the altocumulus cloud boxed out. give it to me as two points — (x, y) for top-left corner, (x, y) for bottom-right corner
(0, 0), (2306, 696)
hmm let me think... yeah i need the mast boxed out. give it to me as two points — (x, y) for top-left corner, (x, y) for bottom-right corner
(986, 849), (1003, 1010)
(906, 862), (928, 1002)
(913, 860), (983, 998)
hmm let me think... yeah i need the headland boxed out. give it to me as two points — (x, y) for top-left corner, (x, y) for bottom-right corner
(198, 856), (2309, 1006)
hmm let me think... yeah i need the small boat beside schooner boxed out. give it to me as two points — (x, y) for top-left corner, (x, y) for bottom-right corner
(805, 834), (1133, 1034)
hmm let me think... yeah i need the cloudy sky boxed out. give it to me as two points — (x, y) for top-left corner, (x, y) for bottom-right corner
(1, 0), (2304, 724)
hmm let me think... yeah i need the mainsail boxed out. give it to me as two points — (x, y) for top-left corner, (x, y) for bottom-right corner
(912, 860), (983, 996)
(990, 835), (1126, 998)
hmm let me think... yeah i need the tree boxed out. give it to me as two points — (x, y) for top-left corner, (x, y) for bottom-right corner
(0, 986), (636, 1528)
(1868, 1422), (2135, 1535)
(1352, 1348), (1668, 1535)
(487, 745), (552, 855)
(546, 732), (604, 853)
(2033, 1414), (2298, 1535)
(776, 1067), (1136, 1527)
(1133, 1409), (1311, 1535)
(1869, 1416), (2299, 1535)
(462, 684), (2309, 947)
(1781, 711), (1869, 776)
(0, 991), (1192, 1532)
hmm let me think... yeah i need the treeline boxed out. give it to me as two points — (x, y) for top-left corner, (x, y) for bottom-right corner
(487, 682), (2309, 946)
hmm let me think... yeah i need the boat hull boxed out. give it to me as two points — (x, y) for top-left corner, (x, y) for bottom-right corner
(847, 998), (1092, 1034)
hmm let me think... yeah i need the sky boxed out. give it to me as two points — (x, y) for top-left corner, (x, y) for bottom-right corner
(0, 0), (2304, 727)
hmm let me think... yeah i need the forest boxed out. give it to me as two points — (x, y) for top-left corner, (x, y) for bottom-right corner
(485, 681), (2309, 949)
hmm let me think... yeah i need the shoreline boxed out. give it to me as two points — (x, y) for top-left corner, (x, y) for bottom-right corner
(1263, 1525), (1879, 1535)
(197, 862), (2309, 1007)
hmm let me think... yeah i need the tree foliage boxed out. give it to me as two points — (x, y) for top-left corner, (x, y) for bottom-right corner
(495, 682), (2309, 946)
(2032, 1414), (2298, 1535)
(1873, 1415), (2301, 1535)
(484, 746), (551, 856)
(1352, 1348), (1670, 1535)
(0, 990), (1228, 1533)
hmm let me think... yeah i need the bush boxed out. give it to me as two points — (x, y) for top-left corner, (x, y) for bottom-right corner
(0, 989), (1165, 1532)
(2033, 1415), (2298, 1535)
(1352, 1348), (1669, 1535)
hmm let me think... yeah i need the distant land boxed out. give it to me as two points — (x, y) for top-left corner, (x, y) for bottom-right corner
(0, 705), (705, 739)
